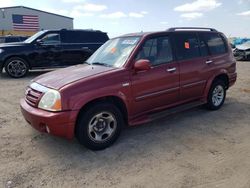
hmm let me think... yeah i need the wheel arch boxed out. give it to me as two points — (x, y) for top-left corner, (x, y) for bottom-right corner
(75, 95), (128, 135)
(203, 71), (230, 101)
(4, 55), (31, 69)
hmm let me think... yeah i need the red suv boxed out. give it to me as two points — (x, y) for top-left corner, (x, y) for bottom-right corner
(20, 27), (237, 150)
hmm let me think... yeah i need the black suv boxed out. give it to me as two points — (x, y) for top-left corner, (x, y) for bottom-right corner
(0, 36), (28, 43)
(0, 29), (109, 78)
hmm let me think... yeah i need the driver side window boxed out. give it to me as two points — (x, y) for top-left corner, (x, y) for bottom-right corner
(41, 33), (60, 44)
(135, 36), (173, 66)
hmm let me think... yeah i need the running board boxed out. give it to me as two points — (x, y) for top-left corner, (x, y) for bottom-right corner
(149, 101), (205, 121)
(130, 100), (205, 126)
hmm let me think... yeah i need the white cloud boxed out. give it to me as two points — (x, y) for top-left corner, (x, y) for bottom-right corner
(237, 10), (250, 16)
(70, 10), (94, 18)
(42, 7), (95, 18)
(238, 0), (250, 4)
(100, 11), (147, 19)
(180, 12), (203, 20)
(76, 3), (107, 12)
(62, 0), (85, 2)
(174, 0), (221, 12)
(160, 21), (168, 25)
(129, 12), (144, 18)
(100, 12), (127, 19)
(141, 11), (148, 15)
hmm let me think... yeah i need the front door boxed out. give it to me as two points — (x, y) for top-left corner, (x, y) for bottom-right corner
(32, 32), (63, 68)
(131, 35), (180, 116)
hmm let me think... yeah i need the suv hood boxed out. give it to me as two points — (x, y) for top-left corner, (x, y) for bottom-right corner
(0, 42), (29, 48)
(236, 42), (250, 51)
(33, 64), (115, 90)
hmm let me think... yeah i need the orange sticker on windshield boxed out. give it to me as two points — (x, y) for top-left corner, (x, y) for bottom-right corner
(111, 47), (117, 53)
(185, 42), (190, 49)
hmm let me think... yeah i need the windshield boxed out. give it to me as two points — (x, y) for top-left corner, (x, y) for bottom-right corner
(86, 36), (141, 68)
(24, 31), (46, 43)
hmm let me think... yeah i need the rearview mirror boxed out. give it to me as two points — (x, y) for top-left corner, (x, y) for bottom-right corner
(134, 59), (151, 72)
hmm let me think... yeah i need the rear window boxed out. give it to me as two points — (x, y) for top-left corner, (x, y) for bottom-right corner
(200, 33), (227, 55)
(0, 38), (5, 43)
(175, 32), (200, 60)
(61, 31), (109, 43)
(5, 37), (20, 43)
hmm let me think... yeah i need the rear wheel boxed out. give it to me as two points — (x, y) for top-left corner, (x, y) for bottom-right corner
(76, 102), (123, 150)
(5, 57), (29, 78)
(206, 80), (226, 110)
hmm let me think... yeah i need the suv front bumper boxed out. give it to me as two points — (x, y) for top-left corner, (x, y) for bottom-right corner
(20, 99), (78, 139)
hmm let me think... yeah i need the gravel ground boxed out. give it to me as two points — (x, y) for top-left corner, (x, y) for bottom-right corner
(0, 62), (250, 188)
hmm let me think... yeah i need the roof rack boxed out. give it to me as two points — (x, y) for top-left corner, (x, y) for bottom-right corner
(167, 27), (217, 32)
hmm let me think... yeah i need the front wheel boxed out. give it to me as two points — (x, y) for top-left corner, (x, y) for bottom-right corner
(206, 80), (226, 110)
(76, 103), (123, 150)
(5, 57), (29, 78)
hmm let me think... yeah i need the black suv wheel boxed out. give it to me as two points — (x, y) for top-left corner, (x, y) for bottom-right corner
(5, 57), (29, 78)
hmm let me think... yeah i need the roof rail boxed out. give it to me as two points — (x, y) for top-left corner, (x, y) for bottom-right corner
(167, 27), (217, 32)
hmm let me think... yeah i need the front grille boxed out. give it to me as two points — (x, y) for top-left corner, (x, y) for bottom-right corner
(25, 87), (43, 107)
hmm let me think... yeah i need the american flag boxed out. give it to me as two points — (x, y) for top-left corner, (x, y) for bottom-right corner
(12, 14), (39, 31)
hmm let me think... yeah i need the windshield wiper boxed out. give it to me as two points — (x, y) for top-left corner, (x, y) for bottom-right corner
(91, 62), (112, 67)
(83, 61), (90, 65)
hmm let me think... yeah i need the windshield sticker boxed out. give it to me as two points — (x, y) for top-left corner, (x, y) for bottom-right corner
(122, 39), (138, 45)
(110, 47), (117, 53)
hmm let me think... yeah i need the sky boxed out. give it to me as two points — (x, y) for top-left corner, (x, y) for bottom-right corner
(0, 0), (250, 38)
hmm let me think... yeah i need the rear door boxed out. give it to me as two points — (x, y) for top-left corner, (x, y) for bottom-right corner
(198, 32), (229, 74)
(174, 32), (209, 101)
(131, 34), (180, 115)
(60, 31), (91, 66)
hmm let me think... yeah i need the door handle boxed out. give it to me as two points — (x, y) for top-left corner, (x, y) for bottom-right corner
(82, 47), (90, 50)
(167, 67), (176, 72)
(206, 60), (213, 64)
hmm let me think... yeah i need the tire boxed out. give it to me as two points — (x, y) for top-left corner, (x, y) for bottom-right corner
(206, 80), (226, 110)
(76, 102), (123, 150)
(5, 57), (29, 78)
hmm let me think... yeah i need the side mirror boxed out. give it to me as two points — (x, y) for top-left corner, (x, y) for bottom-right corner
(36, 39), (44, 45)
(134, 59), (151, 72)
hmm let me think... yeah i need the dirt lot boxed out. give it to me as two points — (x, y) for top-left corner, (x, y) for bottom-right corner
(0, 61), (250, 188)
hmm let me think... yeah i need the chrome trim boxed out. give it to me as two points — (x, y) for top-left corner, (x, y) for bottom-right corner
(206, 60), (213, 64)
(122, 83), (130, 87)
(30, 82), (49, 93)
(167, 67), (176, 72)
(136, 87), (179, 101)
(182, 80), (206, 89)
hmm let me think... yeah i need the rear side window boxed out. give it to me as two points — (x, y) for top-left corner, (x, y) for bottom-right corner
(61, 31), (108, 43)
(0, 38), (5, 43)
(6, 37), (19, 43)
(88, 32), (109, 43)
(175, 33), (200, 60)
(200, 33), (227, 55)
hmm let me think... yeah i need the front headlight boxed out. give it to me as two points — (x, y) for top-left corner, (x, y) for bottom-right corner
(0, 49), (4, 53)
(38, 89), (62, 112)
